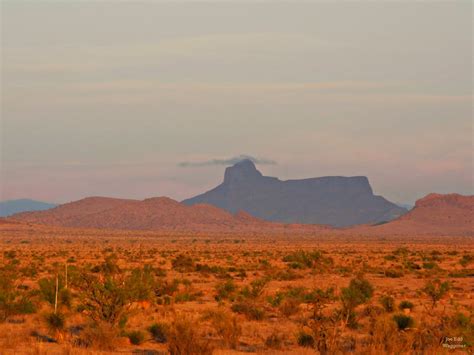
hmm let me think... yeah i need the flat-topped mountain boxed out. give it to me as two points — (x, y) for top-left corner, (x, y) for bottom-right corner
(183, 159), (407, 227)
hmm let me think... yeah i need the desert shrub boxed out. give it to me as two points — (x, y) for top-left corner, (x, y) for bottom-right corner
(45, 312), (65, 333)
(384, 268), (404, 278)
(148, 322), (168, 343)
(240, 277), (268, 299)
(275, 269), (300, 280)
(362, 304), (384, 318)
(340, 276), (373, 328)
(102, 254), (121, 275)
(172, 255), (195, 272)
(297, 331), (315, 347)
(231, 301), (265, 320)
(215, 280), (237, 301)
(167, 316), (213, 355)
(14, 296), (37, 314)
(155, 278), (180, 297)
(127, 330), (145, 345)
(341, 276), (374, 311)
(398, 300), (414, 310)
(392, 314), (414, 330)
(38, 276), (71, 309)
(77, 322), (120, 350)
(174, 291), (202, 303)
(451, 312), (471, 329)
(59, 289), (72, 308)
(379, 295), (395, 312)
(283, 250), (332, 270)
(422, 279), (450, 308)
(77, 272), (131, 325)
(125, 265), (155, 302)
(305, 287), (335, 320)
(202, 309), (241, 349)
(404, 261), (421, 271)
(279, 298), (300, 317)
(460, 254), (473, 267)
(267, 292), (285, 307)
(0, 270), (18, 321)
(422, 261), (438, 270)
(265, 331), (285, 349)
(393, 247), (409, 256)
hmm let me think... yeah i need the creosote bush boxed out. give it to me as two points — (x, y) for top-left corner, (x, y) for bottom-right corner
(398, 300), (414, 310)
(422, 279), (450, 308)
(379, 295), (395, 312)
(202, 309), (241, 349)
(167, 316), (213, 355)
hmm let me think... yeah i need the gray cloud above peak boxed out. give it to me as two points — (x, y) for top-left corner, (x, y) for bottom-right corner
(178, 155), (277, 168)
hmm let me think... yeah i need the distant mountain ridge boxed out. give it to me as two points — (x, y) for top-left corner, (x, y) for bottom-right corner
(10, 196), (330, 232)
(183, 160), (407, 227)
(0, 199), (57, 217)
(7, 193), (472, 236)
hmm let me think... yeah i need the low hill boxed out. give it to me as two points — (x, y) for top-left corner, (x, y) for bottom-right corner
(10, 196), (330, 232)
(355, 193), (473, 236)
(0, 199), (57, 217)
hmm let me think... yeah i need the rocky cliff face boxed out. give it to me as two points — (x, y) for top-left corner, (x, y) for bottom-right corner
(183, 160), (407, 227)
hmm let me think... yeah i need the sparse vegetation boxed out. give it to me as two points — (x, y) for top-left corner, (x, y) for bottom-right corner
(0, 227), (471, 353)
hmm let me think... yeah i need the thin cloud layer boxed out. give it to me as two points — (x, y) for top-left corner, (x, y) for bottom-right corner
(178, 155), (277, 167)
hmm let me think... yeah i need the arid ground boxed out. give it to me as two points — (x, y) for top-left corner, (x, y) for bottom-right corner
(0, 221), (472, 354)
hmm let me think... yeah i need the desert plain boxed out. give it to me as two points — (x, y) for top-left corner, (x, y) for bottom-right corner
(0, 219), (472, 354)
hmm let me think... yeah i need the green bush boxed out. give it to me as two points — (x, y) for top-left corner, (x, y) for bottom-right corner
(392, 314), (414, 330)
(45, 312), (66, 332)
(215, 280), (237, 301)
(77, 273), (131, 325)
(125, 265), (155, 302)
(231, 301), (265, 320)
(341, 276), (374, 311)
(422, 279), (450, 308)
(148, 322), (168, 343)
(127, 330), (145, 345)
(297, 331), (315, 347)
(240, 277), (268, 299)
(15, 297), (36, 314)
(282, 250), (332, 270)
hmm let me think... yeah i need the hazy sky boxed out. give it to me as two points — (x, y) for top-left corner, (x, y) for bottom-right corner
(1, 1), (472, 205)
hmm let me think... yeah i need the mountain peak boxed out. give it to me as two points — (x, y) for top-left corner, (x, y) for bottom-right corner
(224, 159), (262, 184)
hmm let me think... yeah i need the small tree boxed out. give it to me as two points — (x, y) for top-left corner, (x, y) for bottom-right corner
(340, 276), (374, 328)
(422, 279), (450, 309)
(78, 272), (131, 326)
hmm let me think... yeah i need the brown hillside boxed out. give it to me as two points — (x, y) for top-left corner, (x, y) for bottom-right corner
(354, 193), (473, 236)
(11, 196), (329, 232)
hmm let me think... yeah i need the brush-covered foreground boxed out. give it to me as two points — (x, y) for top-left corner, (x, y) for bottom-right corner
(0, 225), (473, 354)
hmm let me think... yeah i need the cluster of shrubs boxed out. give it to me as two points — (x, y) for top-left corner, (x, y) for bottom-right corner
(0, 246), (469, 353)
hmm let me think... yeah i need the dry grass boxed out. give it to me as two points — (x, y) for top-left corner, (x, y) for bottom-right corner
(0, 223), (472, 354)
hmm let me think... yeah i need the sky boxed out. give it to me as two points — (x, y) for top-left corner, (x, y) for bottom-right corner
(1, 1), (472, 205)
